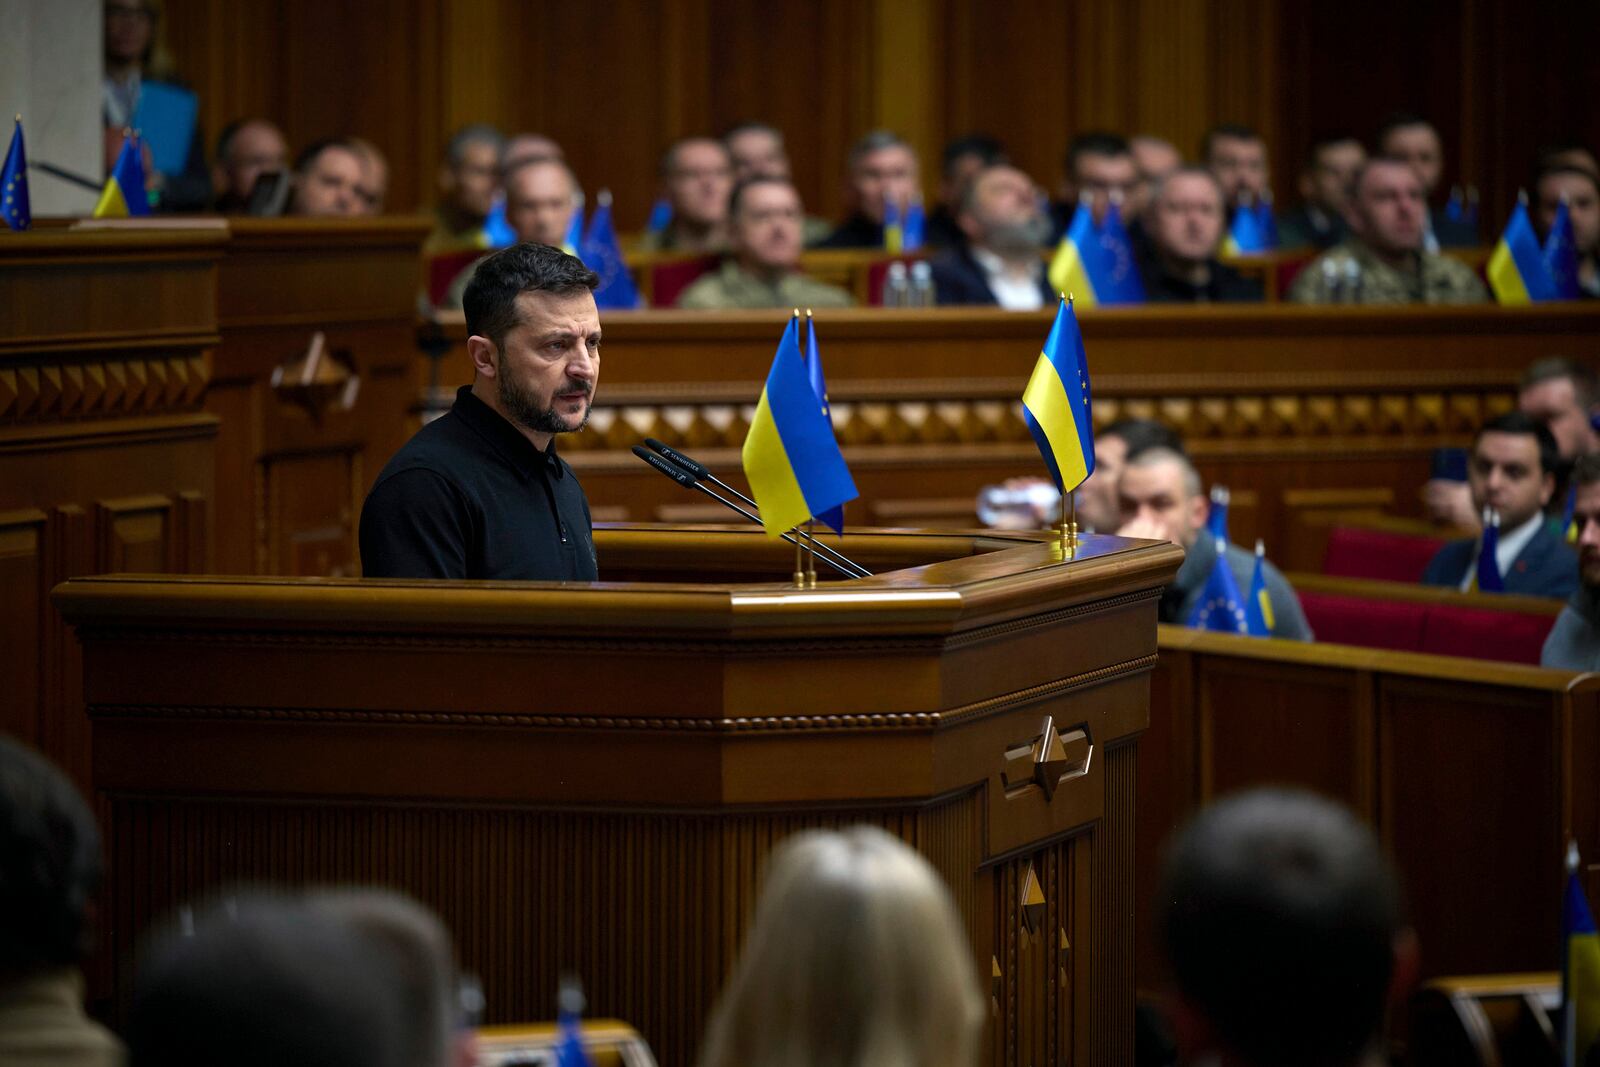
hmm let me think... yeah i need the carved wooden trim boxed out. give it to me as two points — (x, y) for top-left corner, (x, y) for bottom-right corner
(0, 353), (211, 425)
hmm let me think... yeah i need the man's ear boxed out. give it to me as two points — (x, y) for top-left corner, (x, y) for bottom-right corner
(466, 335), (499, 379)
(1191, 493), (1213, 539)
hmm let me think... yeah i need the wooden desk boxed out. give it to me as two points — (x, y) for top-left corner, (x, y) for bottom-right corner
(418, 304), (1600, 554)
(0, 228), (222, 781)
(55, 525), (1181, 1067)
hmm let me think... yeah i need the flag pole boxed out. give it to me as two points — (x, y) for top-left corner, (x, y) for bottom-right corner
(1057, 291), (1080, 558)
(793, 525), (806, 587)
(1566, 839), (1579, 1067)
(804, 519), (817, 587)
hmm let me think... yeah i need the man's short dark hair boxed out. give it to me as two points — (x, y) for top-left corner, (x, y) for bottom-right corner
(1103, 417), (1186, 460)
(659, 136), (731, 178)
(942, 133), (1007, 179)
(293, 136), (357, 176)
(1533, 164), (1600, 203)
(1374, 111), (1437, 150)
(1474, 410), (1561, 477)
(1200, 123), (1263, 163)
(848, 129), (913, 171)
(1522, 357), (1600, 411)
(1157, 788), (1403, 1067)
(463, 243), (600, 352)
(129, 895), (407, 1067)
(444, 124), (505, 169)
(729, 175), (796, 218)
(723, 121), (783, 146)
(0, 738), (103, 973)
(1304, 133), (1363, 171)
(1573, 452), (1600, 489)
(1065, 131), (1131, 177)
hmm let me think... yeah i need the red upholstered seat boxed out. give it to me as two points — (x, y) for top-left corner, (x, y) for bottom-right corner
(1275, 253), (1316, 296)
(1322, 525), (1448, 583)
(651, 255), (721, 307)
(1297, 591), (1428, 652)
(427, 249), (484, 307)
(865, 257), (903, 306)
(1418, 605), (1558, 664)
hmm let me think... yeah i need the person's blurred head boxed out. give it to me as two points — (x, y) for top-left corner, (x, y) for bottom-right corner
(504, 158), (579, 247)
(1376, 113), (1445, 195)
(211, 119), (289, 209)
(128, 895), (408, 1067)
(1146, 167), (1227, 267)
(1570, 453), (1600, 588)
(730, 178), (806, 276)
(1535, 166), (1600, 258)
(1468, 410), (1559, 530)
(1537, 141), (1600, 180)
(290, 138), (365, 217)
(958, 165), (1050, 257)
(104, 0), (175, 78)
(661, 137), (735, 230)
(503, 132), (563, 172)
(1201, 123), (1270, 204)
(1346, 159), (1427, 259)
(697, 826), (983, 1067)
(724, 123), (791, 183)
(844, 130), (920, 225)
(939, 133), (1007, 212)
(1079, 419), (1186, 532)
(1518, 357), (1600, 461)
(1118, 447), (1208, 548)
(0, 738), (102, 979)
(1157, 788), (1408, 1067)
(349, 138), (389, 216)
(437, 125), (505, 223)
(1299, 134), (1366, 216)
(1063, 131), (1139, 223)
(1131, 135), (1183, 184)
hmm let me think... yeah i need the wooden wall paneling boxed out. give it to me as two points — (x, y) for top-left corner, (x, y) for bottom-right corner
(1128, 0), (1212, 156)
(0, 509), (48, 744)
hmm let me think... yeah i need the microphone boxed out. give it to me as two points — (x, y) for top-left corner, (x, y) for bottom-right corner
(640, 440), (871, 578)
(630, 446), (869, 579)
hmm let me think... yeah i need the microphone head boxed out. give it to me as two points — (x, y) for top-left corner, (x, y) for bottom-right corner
(644, 438), (710, 480)
(631, 444), (696, 487)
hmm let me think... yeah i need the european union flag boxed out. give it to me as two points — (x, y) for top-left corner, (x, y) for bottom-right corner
(1207, 485), (1231, 542)
(1546, 197), (1583, 301)
(482, 193), (516, 248)
(1022, 297), (1095, 494)
(93, 130), (151, 218)
(1446, 185), (1466, 225)
(901, 194), (926, 252)
(1094, 201), (1146, 304)
(560, 191), (585, 256)
(1245, 539), (1275, 637)
(2, 116), (30, 232)
(1473, 509), (1505, 592)
(555, 978), (594, 1067)
(578, 190), (641, 309)
(1189, 537), (1250, 633)
(1565, 843), (1600, 1067)
(803, 313), (845, 534)
(741, 314), (859, 537)
(1488, 196), (1558, 304)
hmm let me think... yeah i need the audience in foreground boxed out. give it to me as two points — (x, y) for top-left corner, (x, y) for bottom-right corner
(1157, 788), (1414, 1067)
(677, 177), (853, 309)
(0, 738), (122, 1067)
(1542, 453), (1600, 670)
(698, 826), (982, 1067)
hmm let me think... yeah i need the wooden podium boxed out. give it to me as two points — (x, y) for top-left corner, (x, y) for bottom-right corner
(54, 525), (1181, 1067)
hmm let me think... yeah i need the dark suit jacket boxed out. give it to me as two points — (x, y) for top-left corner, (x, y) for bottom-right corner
(1421, 520), (1579, 598)
(1430, 205), (1480, 249)
(1139, 258), (1264, 303)
(929, 246), (1055, 307)
(815, 214), (884, 249)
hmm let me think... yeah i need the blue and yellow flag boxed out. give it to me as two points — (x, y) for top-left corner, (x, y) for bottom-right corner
(1189, 537), (1250, 634)
(1207, 485), (1231, 542)
(560, 190), (585, 256)
(1564, 845), (1600, 1067)
(1094, 201), (1146, 304)
(2, 116), (30, 232)
(482, 193), (515, 248)
(1546, 198), (1583, 301)
(93, 131), (151, 218)
(742, 314), (858, 537)
(802, 314), (845, 534)
(901, 195), (925, 252)
(578, 190), (641, 309)
(1489, 197), (1558, 304)
(1470, 509), (1505, 592)
(645, 196), (673, 234)
(1565, 483), (1580, 544)
(1245, 539), (1275, 637)
(883, 196), (903, 254)
(1221, 197), (1272, 256)
(1047, 199), (1098, 306)
(1022, 297), (1095, 495)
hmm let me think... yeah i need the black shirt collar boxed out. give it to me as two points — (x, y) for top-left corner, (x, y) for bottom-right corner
(449, 385), (564, 482)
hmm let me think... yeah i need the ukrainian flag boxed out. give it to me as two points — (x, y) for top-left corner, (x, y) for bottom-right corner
(560, 197), (585, 257)
(1488, 196), (1558, 304)
(1564, 845), (1600, 1066)
(1245, 539), (1275, 637)
(1221, 199), (1271, 257)
(741, 314), (858, 537)
(883, 196), (903, 254)
(1047, 200), (1098, 306)
(1021, 297), (1094, 494)
(93, 131), (150, 218)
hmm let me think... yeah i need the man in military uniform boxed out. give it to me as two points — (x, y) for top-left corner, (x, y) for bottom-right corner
(1288, 158), (1488, 305)
(677, 178), (854, 310)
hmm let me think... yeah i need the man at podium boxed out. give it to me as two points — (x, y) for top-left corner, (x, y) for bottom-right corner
(360, 244), (601, 581)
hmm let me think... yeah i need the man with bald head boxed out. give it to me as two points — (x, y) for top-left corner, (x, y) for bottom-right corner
(1289, 158), (1488, 304)
(930, 165), (1054, 308)
(442, 158), (581, 310)
(211, 118), (288, 213)
(636, 137), (735, 253)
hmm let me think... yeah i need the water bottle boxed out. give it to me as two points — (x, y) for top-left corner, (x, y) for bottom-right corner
(909, 261), (935, 308)
(1321, 257), (1344, 303)
(882, 261), (909, 307)
(977, 482), (1062, 529)
(1341, 257), (1361, 303)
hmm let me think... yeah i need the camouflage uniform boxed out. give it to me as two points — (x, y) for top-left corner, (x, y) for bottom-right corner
(1287, 238), (1489, 305)
(676, 259), (855, 310)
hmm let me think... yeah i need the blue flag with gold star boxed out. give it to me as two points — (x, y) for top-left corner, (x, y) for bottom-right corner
(2, 117), (30, 232)
(1189, 537), (1250, 634)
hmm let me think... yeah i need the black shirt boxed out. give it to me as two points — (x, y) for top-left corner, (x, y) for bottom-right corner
(815, 214), (885, 249)
(359, 386), (598, 581)
(1138, 257), (1264, 303)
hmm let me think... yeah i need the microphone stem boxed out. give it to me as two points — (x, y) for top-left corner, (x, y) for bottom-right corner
(702, 472), (870, 578)
(687, 483), (862, 580)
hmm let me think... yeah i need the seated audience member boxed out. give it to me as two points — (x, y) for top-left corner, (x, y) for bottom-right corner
(1543, 453), (1600, 670)
(697, 826), (983, 1067)
(1131, 134), (1183, 186)
(210, 118), (288, 213)
(815, 130), (922, 249)
(677, 178), (853, 310)
(503, 132), (563, 170)
(1117, 447), (1311, 637)
(1538, 140), (1600, 179)
(1077, 418), (1187, 532)
(104, 0), (210, 212)
(0, 738), (123, 1067)
(1053, 131), (1141, 234)
(1279, 134), (1366, 250)
(442, 158), (581, 310)
(721, 122), (832, 245)
(1138, 167), (1264, 303)
(350, 137), (389, 216)
(929, 165), (1053, 309)
(1288, 159), (1488, 304)
(635, 137), (735, 254)
(1421, 412), (1577, 597)
(1157, 788), (1415, 1067)
(1536, 164), (1600, 298)
(427, 125), (505, 255)
(926, 133), (1008, 248)
(128, 895), (409, 1067)
(1201, 123), (1272, 214)
(288, 137), (367, 217)
(1376, 111), (1478, 248)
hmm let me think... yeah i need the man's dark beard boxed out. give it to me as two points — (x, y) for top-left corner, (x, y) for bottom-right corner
(499, 373), (592, 436)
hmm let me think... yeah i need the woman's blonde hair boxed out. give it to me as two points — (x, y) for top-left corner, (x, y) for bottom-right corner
(698, 826), (984, 1067)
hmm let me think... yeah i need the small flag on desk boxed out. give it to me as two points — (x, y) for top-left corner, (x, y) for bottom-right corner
(645, 195), (673, 235)
(1489, 194), (1558, 304)
(1222, 196), (1273, 256)
(1021, 297), (1095, 495)
(556, 977), (595, 1067)
(93, 130), (151, 218)
(741, 313), (858, 537)
(901, 193), (925, 252)
(482, 193), (516, 248)
(578, 190), (641, 309)
(803, 312), (845, 534)
(1207, 485), (1231, 542)
(560, 191), (585, 256)
(2, 116), (30, 232)
(1546, 196), (1583, 301)
(883, 195), (903, 254)
(1564, 842), (1600, 1067)
(1189, 536), (1250, 634)
(1565, 483), (1580, 544)
(1047, 199), (1100, 306)
(1093, 199), (1146, 304)
(1470, 508), (1505, 592)
(1245, 539), (1275, 637)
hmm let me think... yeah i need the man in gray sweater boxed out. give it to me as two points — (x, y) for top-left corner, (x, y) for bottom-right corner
(1542, 453), (1600, 670)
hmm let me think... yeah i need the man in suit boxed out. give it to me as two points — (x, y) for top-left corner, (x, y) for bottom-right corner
(1050, 131), (1142, 235)
(1543, 453), (1600, 669)
(1375, 112), (1479, 248)
(816, 130), (922, 249)
(929, 165), (1053, 309)
(1138, 167), (1263, 303)
(1279, 134), (1365, 250)
(1422, 412), (1578, 597)
(925, 133), (1008, 249)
